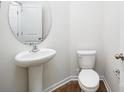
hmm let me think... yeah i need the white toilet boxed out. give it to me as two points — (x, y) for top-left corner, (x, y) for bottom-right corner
(77, 50), (99, 92)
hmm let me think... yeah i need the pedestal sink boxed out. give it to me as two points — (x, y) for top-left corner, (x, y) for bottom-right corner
(15, 48), (56, 92)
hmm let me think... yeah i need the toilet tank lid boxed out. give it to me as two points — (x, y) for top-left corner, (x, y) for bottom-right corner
(77, 50), (96, 55)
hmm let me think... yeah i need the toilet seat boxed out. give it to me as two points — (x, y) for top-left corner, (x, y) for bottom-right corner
(78, 69), (99, 91)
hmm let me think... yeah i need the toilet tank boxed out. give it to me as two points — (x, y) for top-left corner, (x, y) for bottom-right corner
(77, 50), (96, 69)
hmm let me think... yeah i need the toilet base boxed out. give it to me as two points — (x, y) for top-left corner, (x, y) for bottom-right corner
(78, 79), (99, 92)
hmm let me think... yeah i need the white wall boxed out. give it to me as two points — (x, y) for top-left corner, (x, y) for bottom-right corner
(103, 2), (120, 91)
(0, 1), (71, 91)
(40, 1), (71, 89)
(70, 2), (105, 76)
(0, 2), (28, 91)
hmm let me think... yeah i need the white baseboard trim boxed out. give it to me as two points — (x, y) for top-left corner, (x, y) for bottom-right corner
(43, 75), (111, 92)
(43, 76), (73, 92)
(100, 75), (112, 92)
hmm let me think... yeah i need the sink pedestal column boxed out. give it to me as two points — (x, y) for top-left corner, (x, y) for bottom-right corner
(28, 65), (43, 92)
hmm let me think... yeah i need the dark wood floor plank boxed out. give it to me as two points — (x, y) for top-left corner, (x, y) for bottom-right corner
(53, 80), (107, 92)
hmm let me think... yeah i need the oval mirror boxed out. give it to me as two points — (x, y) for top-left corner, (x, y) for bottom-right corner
(9, 1), (52, 45)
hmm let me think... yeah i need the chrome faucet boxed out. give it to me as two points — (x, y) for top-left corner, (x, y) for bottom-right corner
(30, 43), (39, 52)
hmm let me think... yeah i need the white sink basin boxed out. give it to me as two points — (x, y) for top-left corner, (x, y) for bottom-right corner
(15, 48), (56, 67)
(15, 48), (56, 91)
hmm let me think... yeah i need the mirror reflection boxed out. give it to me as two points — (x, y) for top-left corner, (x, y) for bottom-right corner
(9, 1), (52, 45)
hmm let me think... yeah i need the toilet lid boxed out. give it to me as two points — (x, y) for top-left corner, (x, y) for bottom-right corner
(79, 69), (99, 89)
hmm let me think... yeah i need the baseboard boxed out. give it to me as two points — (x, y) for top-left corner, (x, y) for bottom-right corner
(100, 75), (112, 92)
(43, 75), (111, 92)
(43, 76), (73, 92)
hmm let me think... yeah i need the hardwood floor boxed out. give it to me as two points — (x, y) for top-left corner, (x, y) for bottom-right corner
(53, 80), (107, 92)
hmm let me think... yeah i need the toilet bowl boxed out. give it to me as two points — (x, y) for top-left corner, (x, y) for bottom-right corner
(78, 69), (99, 92)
